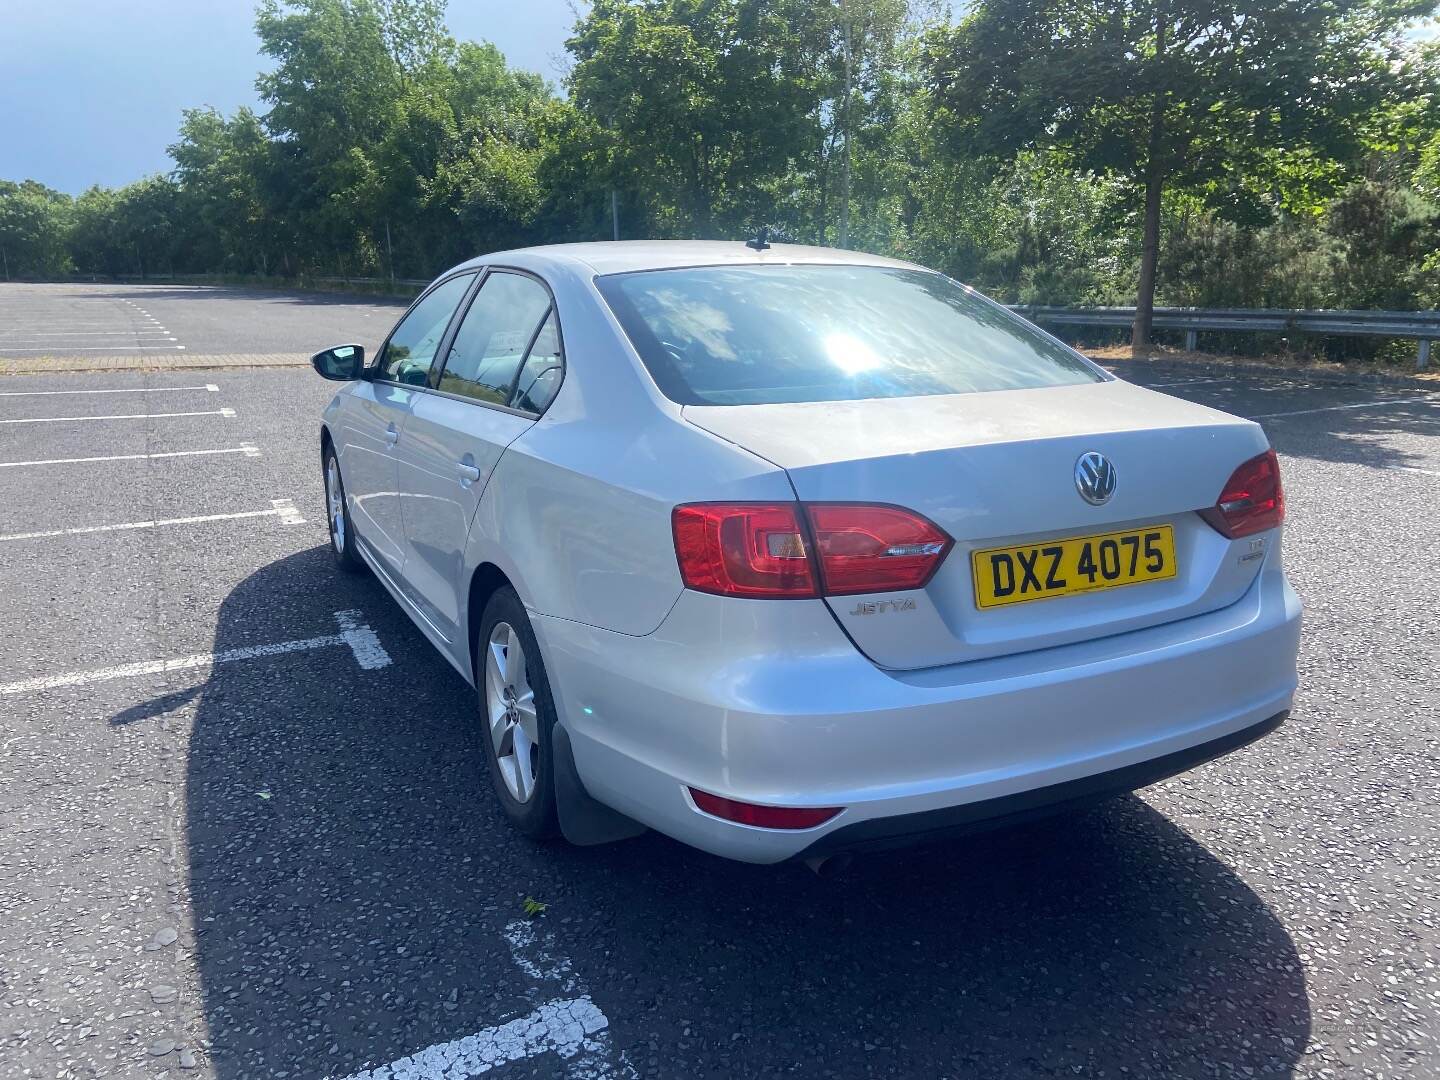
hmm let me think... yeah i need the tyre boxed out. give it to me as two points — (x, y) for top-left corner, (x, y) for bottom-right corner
(475, 587), (560, 839)
(323, 443), (366, 574)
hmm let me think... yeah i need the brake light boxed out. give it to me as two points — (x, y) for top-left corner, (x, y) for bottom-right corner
(688, 788), (842, 829)
(806, 504), (953, 595)
(1200, 449), (1284, 538)
(672, 502), (952, 599)
(672, 503), (818, 598)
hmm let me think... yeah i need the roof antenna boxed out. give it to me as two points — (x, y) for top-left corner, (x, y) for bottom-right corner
(745, 227), (770, 252)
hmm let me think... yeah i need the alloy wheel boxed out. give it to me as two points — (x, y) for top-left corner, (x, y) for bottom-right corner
(484, 621), (539, 803)
(325, 456), (346, 553)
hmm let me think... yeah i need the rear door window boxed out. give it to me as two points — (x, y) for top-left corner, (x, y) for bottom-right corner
(438, 272), (552, 407)
(511, 312), (563, 414)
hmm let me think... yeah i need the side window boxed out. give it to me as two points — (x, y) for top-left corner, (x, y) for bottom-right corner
(512, 311), (563, 414)
(438, 273), (551, 406)
(378, 273), (475, 385)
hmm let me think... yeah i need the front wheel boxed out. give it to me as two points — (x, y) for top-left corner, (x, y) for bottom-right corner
(323, 443), (365, 574)
(476, 587), (559, 839)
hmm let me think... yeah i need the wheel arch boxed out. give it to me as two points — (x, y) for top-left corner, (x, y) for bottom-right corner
(465, 561), (514, 684)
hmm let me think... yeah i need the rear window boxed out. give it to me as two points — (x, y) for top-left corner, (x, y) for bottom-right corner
(596, 264), (1104, 406)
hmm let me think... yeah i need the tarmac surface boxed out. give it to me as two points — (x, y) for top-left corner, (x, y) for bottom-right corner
(1, 282), (1437, 1079)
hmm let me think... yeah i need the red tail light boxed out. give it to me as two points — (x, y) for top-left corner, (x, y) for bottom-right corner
(672, 502), (952, 599)
(688, 788), (842, 829)
(672, 503), (818, 598)
(805, 504), (953, 595)
(1200, 449), (1285, 538)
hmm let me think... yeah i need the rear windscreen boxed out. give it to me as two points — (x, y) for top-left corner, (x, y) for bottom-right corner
(596, 264), (1104, 406)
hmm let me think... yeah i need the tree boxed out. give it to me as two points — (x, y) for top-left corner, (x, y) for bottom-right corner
(566, 0), (819, 237)
(928, 0), (1435, 350)
(169, 107), (277, 273)
(0, 180), (72, 279)
(254, 0), (455, 271)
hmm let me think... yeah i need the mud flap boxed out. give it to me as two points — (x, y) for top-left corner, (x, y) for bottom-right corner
(552, 723), (647, 846)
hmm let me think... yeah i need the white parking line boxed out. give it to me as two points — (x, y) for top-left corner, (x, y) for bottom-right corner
(0, 445), (259, 468)
(335, 920), (632, 1080)
(1252, 395), (1440, 419)
(0, 610), (390, 696)
(337, 999), (612, 1080)
(0, 499), (304, 542)
(0, 330), (177, 337)
(0, 345), (186, 352)
(0, 384), (218, 397)
(1145, 377), (1233, 388)
(0, 408), (234, 424)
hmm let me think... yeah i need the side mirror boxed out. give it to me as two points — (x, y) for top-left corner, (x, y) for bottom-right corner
(311, 344), (365, 381)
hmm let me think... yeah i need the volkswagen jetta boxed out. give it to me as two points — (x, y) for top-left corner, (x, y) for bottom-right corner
(311, 241), (1301, 863)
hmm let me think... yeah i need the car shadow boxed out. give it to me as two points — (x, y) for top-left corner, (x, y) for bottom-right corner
(183, 548), (1310, 1078)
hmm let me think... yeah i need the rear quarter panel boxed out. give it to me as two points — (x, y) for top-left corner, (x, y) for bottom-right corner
(473, 413), (794, 637)
(458, 252), (795, 644)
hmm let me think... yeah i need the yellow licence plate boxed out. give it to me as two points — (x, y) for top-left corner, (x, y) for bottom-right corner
(971, 524), (1177, 610)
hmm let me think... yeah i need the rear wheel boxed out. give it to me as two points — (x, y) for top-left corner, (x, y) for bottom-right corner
(476, 587), (559, 839)
(323, 444), (365, 574)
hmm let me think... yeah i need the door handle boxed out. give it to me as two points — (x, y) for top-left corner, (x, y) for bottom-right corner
(456, 462), (482, 483)
(384, 424), (399, 446)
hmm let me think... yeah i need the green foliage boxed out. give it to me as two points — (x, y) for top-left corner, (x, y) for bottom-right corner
(565, 0), (823, 237)
(926, 0), (1435, 343)
(0, 179), (73, 278)
(3, 0), (1437, 353)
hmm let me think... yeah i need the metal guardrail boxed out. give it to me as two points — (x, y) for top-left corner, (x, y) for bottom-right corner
(1011, 305), (1438, 370)
(310, 275), (430, 288)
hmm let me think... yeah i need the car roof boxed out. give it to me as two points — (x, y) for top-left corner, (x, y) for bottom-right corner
(454, 240), (922, 277)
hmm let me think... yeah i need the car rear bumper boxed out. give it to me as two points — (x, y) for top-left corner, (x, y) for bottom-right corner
(533, 561), (1301, 864)
(795, 708), (1287, 859)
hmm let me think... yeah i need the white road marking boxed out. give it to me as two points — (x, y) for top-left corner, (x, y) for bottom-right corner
(1252, 395), (1440, 419)
(0, 385), (219, 397)
(0, 610), (391, 696)
(0, 445), (260, 468)
(334, 921), (633, 1080)
(1145, 377), (1232, 388)
(0, 408), (235, 424)
(0, 345), (186, 352)
(503, 920), (577, 990)
(0, 330), (177, 337)
(336, 998), (612, 1080)
(272, 497), (305, 524)
(0, 503), (303, 542)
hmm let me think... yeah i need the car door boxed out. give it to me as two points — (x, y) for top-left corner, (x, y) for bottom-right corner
(394, 269), (562, 647)
(337, 271), (476, 571)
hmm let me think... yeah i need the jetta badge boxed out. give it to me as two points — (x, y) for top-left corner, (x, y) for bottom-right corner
(1075, 451), (1117, 505)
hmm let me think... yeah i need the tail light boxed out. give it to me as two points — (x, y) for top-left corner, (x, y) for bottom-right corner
(1200, 449), (1284, 538)
(672, 502), (951, 599)
(688, 787), (842, 829)
(672, 503), (817, 598)
(805, 504), (952, 595)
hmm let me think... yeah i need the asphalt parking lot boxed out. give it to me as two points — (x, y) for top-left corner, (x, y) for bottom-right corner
(0, 282), (406, 364)
(2, 284), (1438, 1079)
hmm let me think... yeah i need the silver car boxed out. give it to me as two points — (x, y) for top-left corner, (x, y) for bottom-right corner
(312, 241), (1301, 864)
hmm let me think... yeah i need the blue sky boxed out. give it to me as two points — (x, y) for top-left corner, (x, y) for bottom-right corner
(2, 0), (582, 194)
